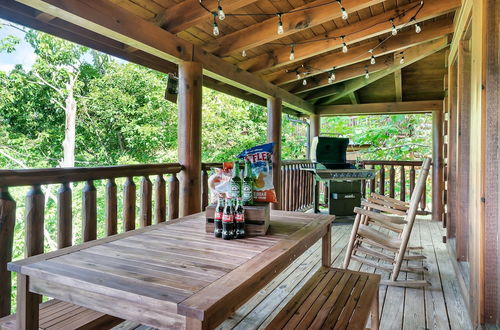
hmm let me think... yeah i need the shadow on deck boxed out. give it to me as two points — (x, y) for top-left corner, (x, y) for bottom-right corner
(115, 217), (472, 330)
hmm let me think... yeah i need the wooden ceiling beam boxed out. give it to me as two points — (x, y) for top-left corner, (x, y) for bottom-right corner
(268, 17), (454, 86)
(155, 0), (258, 34)
(317, 100), (443, 116)
(308, 36), (449, 103)
(203, 0), (385, 57)
(287, 54), (394, 94)
(16, 0), (314, 114)
(394, 70), (403, 102)
(239, 0), (459, 73)
(348, 92), (360, 104)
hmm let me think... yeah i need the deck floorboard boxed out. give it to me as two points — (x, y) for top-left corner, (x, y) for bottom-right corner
(112, 217), (472, 330)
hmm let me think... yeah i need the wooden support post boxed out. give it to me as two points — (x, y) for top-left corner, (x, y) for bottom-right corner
(56, 183), (72, 248)
(0, 188), (15, 318)
(432, 110), (444, 221)
(105, 179), (118, 236)
(178, 61), (202, 217)
(309, 114), (320, 159)
(267, 97), (282, 210)
(322, 223), (331, 267)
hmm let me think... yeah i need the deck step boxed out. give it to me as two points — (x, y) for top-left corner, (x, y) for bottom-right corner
(0, 299), (122, 330)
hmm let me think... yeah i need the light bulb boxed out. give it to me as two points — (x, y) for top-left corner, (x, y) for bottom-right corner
(400, 56), (405, 64)
(242, 49), (247, 57)
(365, 72), (370, 79)
(289, 47), (295, 61)
(217, 6), (225, 20)
(342, 39), (348, 53)
(415, 23), (421, 33)
(277, 15), (284, 35)
(213, 23), (219, 36)
(370, 56), (376, 65)
(341, 7), (348, 20)
(302, 79), (307, 86)
(331, 72), (336, 81)
(391, 20), (398, 36)
(296, 73), (301, 80)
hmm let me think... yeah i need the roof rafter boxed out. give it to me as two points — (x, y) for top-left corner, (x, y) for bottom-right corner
(15, 0), (314, 114)
(267, 17), (454, 86)
(203, 0), (385, 57)
(309, 36), (449, 104)
(239, 0), (459, 73)
(317, 100), (443, 116)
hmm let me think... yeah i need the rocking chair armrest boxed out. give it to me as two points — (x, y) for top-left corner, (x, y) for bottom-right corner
(354, 207), (407, 225)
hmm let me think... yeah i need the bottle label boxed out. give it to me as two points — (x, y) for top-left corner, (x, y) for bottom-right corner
(230, 182), (240, 198)
(222, 214), (234, 222)
(215, 211), (223, 220)
(242, 183), (252, 201)
(235, 213), (244, 222)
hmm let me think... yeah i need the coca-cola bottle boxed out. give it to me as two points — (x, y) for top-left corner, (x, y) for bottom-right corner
(214, 194), (224, 238)
(222, 197), (234, 240)
(235, 197), (246, 239)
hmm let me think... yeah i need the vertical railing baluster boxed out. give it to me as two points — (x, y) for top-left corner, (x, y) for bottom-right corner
(57, 183), (72, 248)
(410, 166), (416, 198)
(287, 165), (292, 211)
(420, 180), (427, 211)
(389, 165), (395, 198)
(155, 175), (166, 224)
(82, 180), (97, 242)
(140, 176), (152, 227)
(123, 177), (136, 231)
(0, 187), (16, 318)
(201, 169), (209, 211)
(105, 179), (117, 236)
(379, 165), (385, 195)
(168, 173), (179, 220)
(299, 164), (304, 210)
(370, 165), (376, 195)
(400, 166), (406, 202)
(280, 165), (285, 210)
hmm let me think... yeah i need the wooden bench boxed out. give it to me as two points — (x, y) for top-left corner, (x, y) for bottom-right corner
(0, 299), (122, 330)
(266, 267), (380, 330)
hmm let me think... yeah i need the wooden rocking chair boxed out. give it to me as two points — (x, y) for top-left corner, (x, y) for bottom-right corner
(343, 157), (432, 287)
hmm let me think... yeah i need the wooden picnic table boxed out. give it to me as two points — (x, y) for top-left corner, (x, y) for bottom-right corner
(9, 211), (334, 329)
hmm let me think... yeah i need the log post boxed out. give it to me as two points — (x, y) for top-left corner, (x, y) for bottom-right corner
(168, 173), (180, 220)
(105, 179), (118, 236)
(309, 114), (321, 158)
(178, 61), (202, 217)
(123, 177), (136, 232)
(57, 183), (72, 248)
(0, 188), (15, 318)
(267, 97), (282, 210)
(155, 175), (166, 224)
(82, 180), (97, 242)
(140, 176), (153, 227)
(432, 110), (444, 221)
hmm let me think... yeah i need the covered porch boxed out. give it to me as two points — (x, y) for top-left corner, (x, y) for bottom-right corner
(0, 0), (498, 328)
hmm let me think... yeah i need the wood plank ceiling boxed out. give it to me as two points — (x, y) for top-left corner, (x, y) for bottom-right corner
(3, 0), (460, 112)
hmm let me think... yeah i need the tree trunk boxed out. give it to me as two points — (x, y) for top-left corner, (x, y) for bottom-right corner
(60, 77), (77, 168)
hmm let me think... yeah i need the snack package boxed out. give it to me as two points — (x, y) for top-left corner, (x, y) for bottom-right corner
(207, 162), (233, 204)
(237, 143), (277, 203)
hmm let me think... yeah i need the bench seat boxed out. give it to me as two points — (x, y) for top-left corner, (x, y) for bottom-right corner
(266, 267), (380, 330)
(0, 299), (122, 330)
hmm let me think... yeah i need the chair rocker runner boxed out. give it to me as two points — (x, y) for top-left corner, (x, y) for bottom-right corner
(343, 158), (432, 287)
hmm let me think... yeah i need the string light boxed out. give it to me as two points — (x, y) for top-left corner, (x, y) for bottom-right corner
(289, 45), (295, 61)
(217, 0), (225, 20)
(369, 49), (376, 65)
(341, 36), (348, 53)
(302, 78), (307, 86)
(277, 14), (284, 35)
(336, 0), (348, 20)
(400, 56), (405, 64)
(296, 72), (301, 80)
(413, 19), (422, 33)
(390, 19), (398, 36)
(364, 65), (370, 79)
(242, 49), (247, 57)
(212, 13), (220, 36)
(328, 67), (336, 84)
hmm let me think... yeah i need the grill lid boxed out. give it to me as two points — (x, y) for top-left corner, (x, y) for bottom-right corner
(310, 136), (349, 164)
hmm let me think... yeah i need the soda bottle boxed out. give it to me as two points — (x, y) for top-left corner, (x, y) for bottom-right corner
(222, 197), (234, 240)
(230, 162), (242, 199)
(235, 197), (246, 239)
(242, 160), (254, 206)
(214, 194), (224, 238)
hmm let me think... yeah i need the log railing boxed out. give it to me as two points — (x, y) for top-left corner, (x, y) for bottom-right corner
(0, 163), (182, 317)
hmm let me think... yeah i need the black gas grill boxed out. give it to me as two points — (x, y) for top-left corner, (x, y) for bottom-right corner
(303, 137), (377, 216)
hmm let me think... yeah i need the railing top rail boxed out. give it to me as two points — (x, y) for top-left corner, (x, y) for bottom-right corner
(0, 163), (183, 187)
(359, 160), (425, 166)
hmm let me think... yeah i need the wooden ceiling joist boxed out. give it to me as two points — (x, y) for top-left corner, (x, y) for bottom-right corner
(203, 0), (385, 57)
(239, 0), (459, 73)
(155, 0), (258, 34)
(309, 36), (449, 104)
(15, 0), (314, 114)
(317, 100), (443, 116)
(268, 17), (454, 86)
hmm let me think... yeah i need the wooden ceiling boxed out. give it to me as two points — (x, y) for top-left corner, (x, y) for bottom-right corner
(1, 0), (460, 114)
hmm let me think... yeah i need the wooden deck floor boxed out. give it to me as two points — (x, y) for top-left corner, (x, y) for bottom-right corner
(114, 217), (472, 330)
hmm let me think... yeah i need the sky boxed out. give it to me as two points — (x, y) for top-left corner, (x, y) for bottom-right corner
(0, 19), (37, 72)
